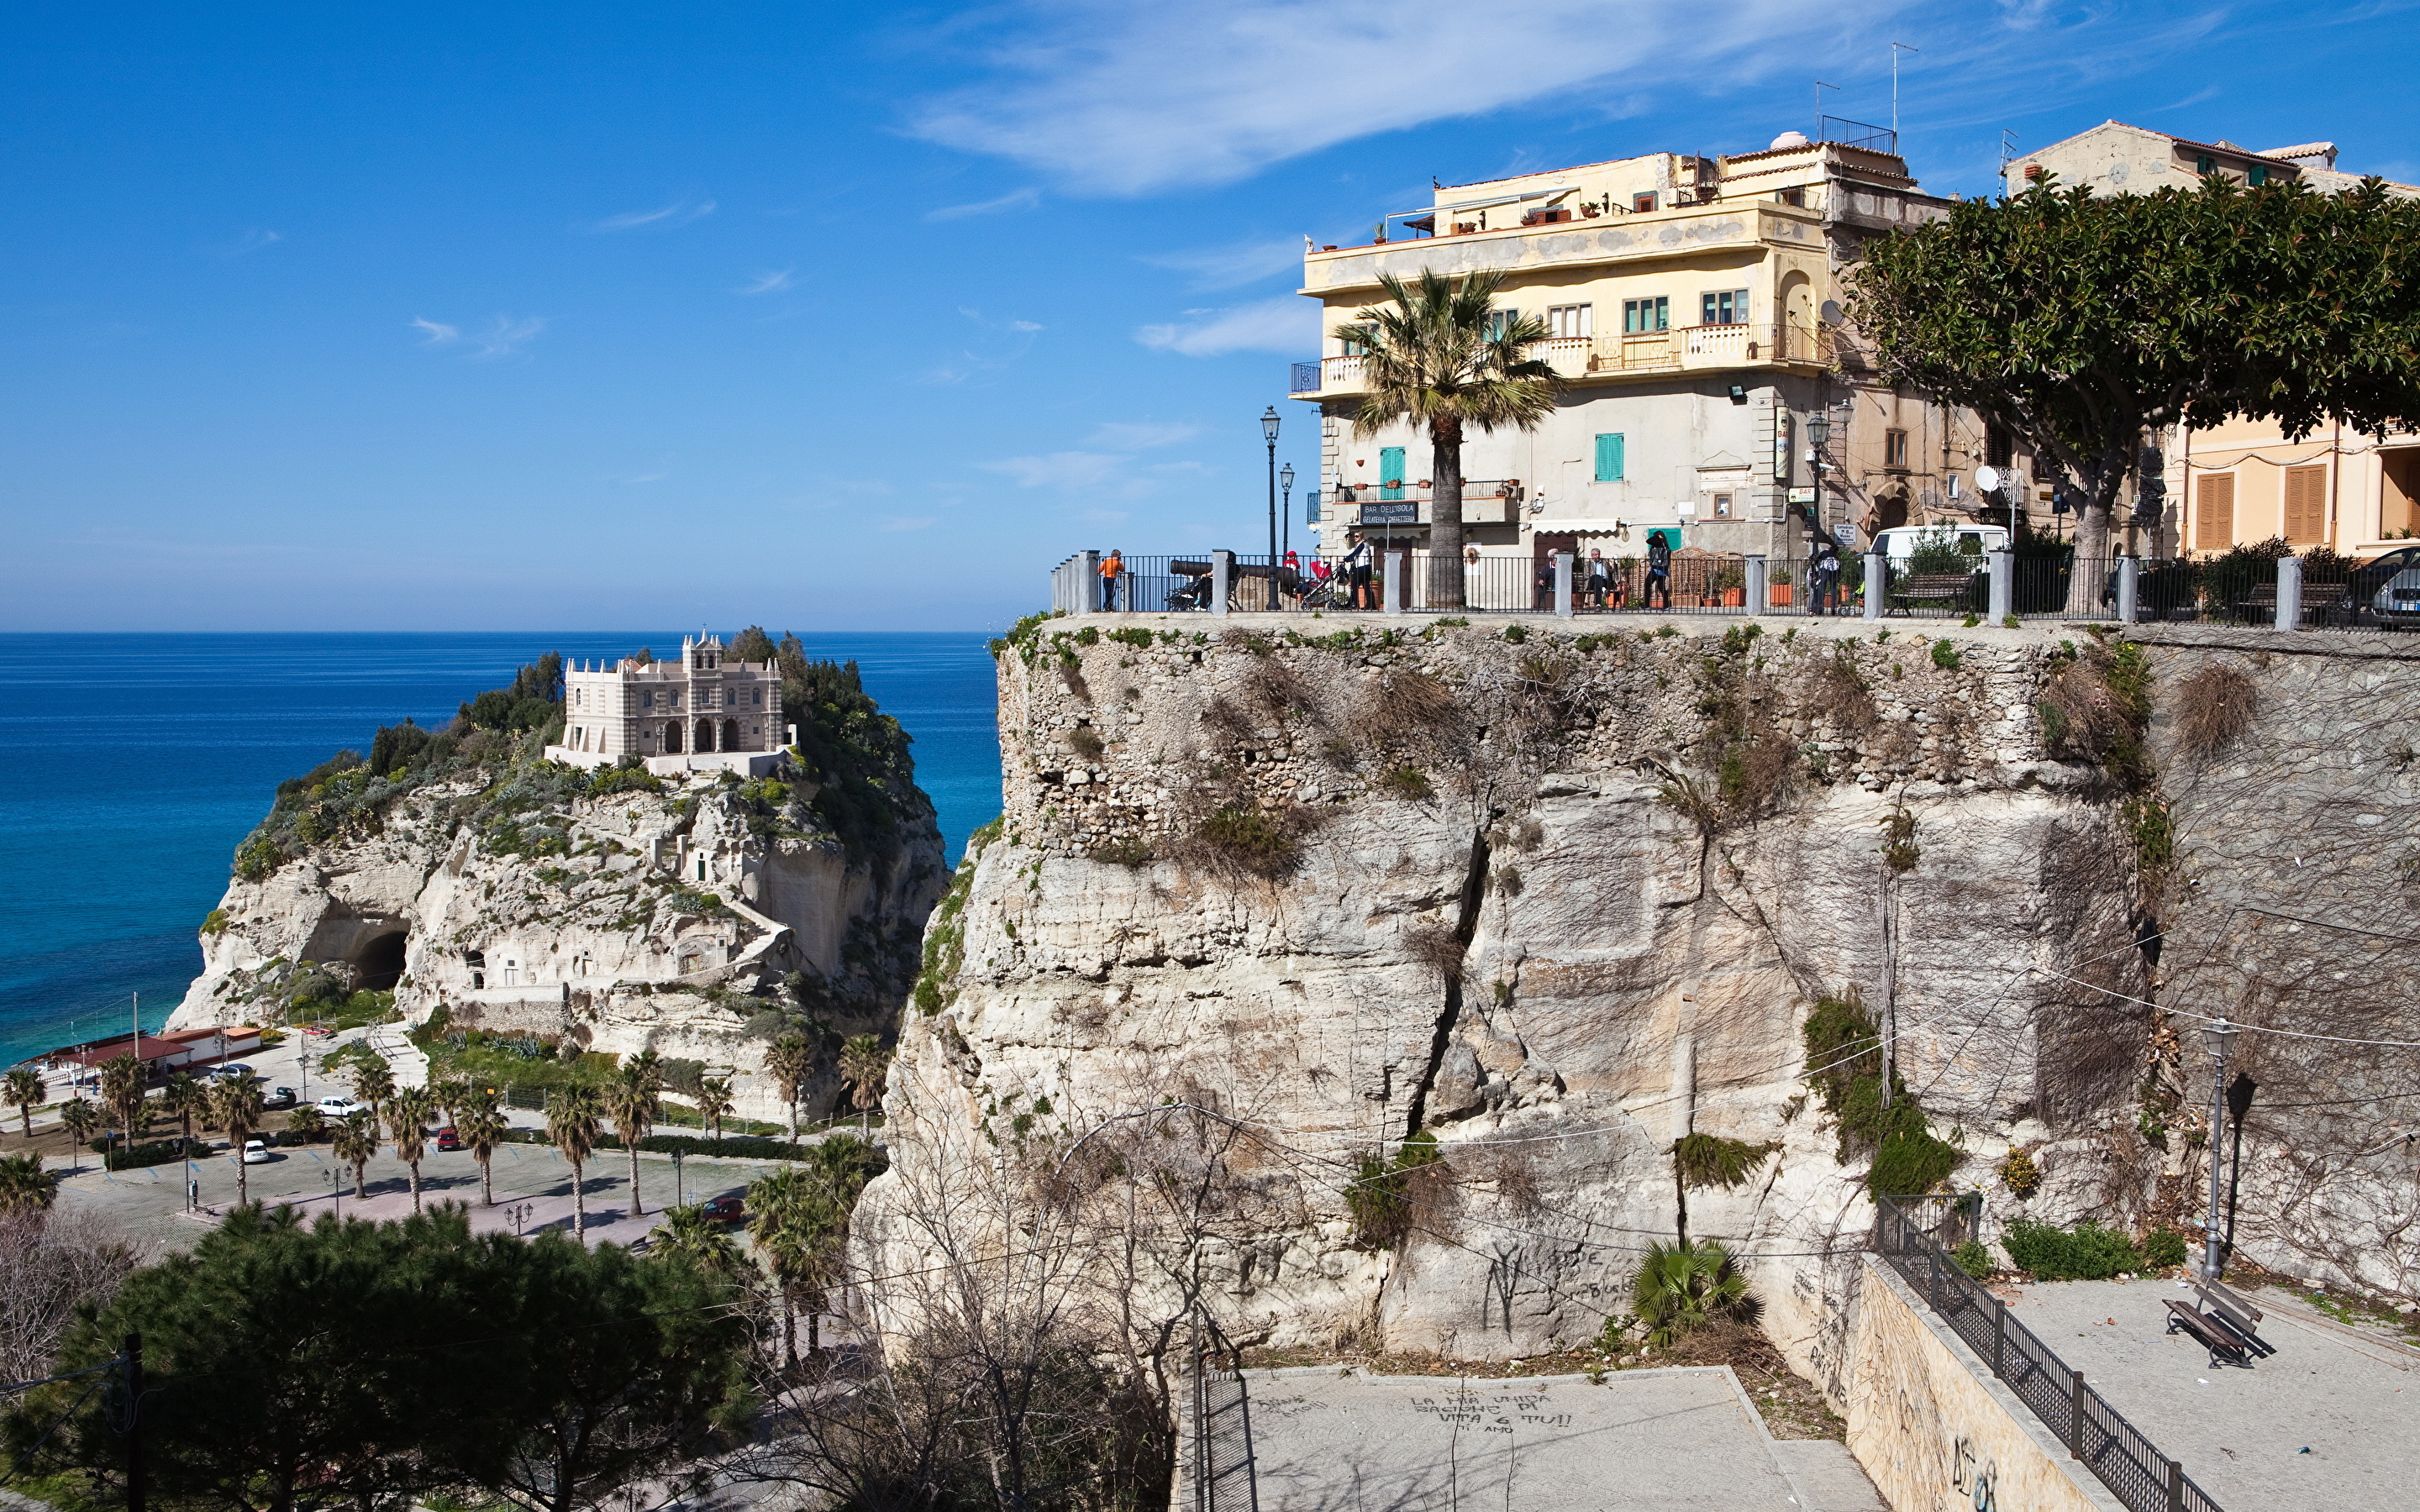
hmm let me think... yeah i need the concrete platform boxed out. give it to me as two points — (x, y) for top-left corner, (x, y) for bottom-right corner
(1234, 1365), (1876, 1511)
(2002, 1278), (2420, 1512)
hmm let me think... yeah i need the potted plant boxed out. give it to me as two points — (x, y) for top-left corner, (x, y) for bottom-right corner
(1770, 564), (1794, 606)
(1712, 564), (1746, 607)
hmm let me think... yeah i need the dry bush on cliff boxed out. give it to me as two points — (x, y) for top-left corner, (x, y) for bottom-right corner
(1809, 645), (1879, 734)
(1171, 803), (1324, 881)
(1238, 653), (1315, 722)
(0, 1208), (143, 1385)
(1360, 671), (1465, 750)
(2170, 662), (2259, 759)
(1402, 921), (1467, 983)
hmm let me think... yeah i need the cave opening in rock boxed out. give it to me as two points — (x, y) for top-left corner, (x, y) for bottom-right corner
(355, 931), (408, 991)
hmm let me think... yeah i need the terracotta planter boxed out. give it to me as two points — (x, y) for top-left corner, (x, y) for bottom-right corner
(1770, 585), (1794, 605)
(1721, 588), (1744, 606)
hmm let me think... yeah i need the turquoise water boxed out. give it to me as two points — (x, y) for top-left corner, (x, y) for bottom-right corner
(0, 633), (1001, 1068)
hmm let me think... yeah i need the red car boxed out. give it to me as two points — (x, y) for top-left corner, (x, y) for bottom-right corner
(435, 1126), (462, 1152)
(701, 1194), (746, 1226)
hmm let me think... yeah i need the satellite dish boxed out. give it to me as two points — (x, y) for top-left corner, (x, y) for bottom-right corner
(1975, 465), (2002, 494)
(1819, 299), (1844, 326)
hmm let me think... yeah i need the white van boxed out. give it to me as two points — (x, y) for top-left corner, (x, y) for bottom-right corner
(1874, 523), (2011, 572)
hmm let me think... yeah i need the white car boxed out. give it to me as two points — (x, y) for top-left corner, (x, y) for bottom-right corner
(315, 1095), (364, 1118)
(242, 1139), (274, 1165)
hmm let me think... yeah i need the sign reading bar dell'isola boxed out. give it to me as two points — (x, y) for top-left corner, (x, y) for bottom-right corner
(1357, 501), (1418, 525)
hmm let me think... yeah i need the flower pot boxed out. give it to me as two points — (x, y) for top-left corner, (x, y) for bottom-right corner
(1770, 585), (1794, 605)
(1722, 589), (1744, 606)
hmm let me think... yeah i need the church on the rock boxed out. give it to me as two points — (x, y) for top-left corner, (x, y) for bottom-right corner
(544, 633), (788, 774)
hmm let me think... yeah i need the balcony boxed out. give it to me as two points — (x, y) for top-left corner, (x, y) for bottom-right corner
(1294, 323), (1830, 398)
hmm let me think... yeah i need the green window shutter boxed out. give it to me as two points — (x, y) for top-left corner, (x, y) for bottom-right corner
(1594, 433), (1625, 482)
(1381, 446), (1406, 500)
(2248, 165), (2267, 186)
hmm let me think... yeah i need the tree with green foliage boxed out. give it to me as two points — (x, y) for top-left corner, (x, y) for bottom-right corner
(602, 1058), (661, 1215)
(286, 1103), (325, 1143)
(56, 1098), (99, 1169)
(696, 1076), (734, 1142)
(1852, 173), (2420, 609)
(1335, 268), (1558, 607)
(3, 1068), (42, 1142)
(762, 1032), (813, 1144)
(837, 1035), (889, 1136)
(0, 1152), (55, 1215)
(547, 1084), (602, 1238)
(97, 1054), (145, 1151)
(12, 1205), (749, 1512)
(650, 1201), (745, 1280)
(211, 1078), (266, 1205)
(748, 1139), (876, 1367)
(1631, 1239), (1755, 1349)
(332, 1111), (379, 1201)
(347, 1055), (396, 1127)
(161, 1070), (205, 1142)
(459, 1092), (508, 1207)
(387, 1086), (436, 1214)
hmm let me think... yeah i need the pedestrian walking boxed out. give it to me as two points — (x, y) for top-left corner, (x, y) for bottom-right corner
(1808, 538), (1843, 615)
(1099, 549), (1123, 612)
(1644, 530), (1673, 610)
(1342, 531), (1376, 609)
(1281, 549), (1303, 608)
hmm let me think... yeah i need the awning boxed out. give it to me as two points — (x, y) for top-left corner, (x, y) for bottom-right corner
(1524, 518), (1681, 536)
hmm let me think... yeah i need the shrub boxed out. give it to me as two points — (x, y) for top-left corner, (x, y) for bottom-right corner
(105, 1137), (204, 1172)
(1953, 1241), (1994, 1280)
(1067, 726), (1105, 759)
(1999, 1148), (2042, 1199)
(1376, 764), (1434, 801)
(1631, 1240), (1757, 1349)
(1187, 805), (1302, 879)
(1930, 639), (1962, 671)
(2170, 663), (2258, 758)
(2001, 1219), (2141, 1280)
(201, 909), (230, 936)
(2140, 1227), (2190, 1268)
(1346, 1131), (1441, 1248)
(1502, 623), (1530, 644)
(1673, 1133), (1778, 1191)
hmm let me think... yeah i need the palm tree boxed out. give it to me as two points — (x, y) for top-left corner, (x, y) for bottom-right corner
(213, 1077), (266, 1206)
(57, 1097), (100, 1170)
(0, 1152), (56, 1215)
(1631, 1239), (1755, 1349)
(387, 1086), (436, 1214)
(332, 1110), (378, 1201)
(651, 1201), (743, 1278)
(1338, 268), (1558, 607)
(602, 1061), (661, 1216)
(763, 1032), (813, 1145)
(162, 1071), (204, 1144)
(98, 1053), (146, 1151)
(432, 1076), (473, 1130)
(458, 1093), (508, 1206)
(3, 1067), (45, 1142)
(286, 1104), (326, 1143)
(546, 1084), (602, 1240)
(696, 1076), (734, 1142)
(348, 1058), (396, 1126)
(837, 1036), (890, 1137)
(748, 1168), (840, 1367)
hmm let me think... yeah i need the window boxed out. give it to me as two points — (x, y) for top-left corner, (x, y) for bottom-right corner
(1702, 289), (1749, 326)
(1594, 433), (1626, 482)
(1623, 297), (1670, 333)
(2248, 165), (2268, 187)
(2195, 472), (2236, 550)
(1781, 188), (1806, 208)
(1712, 492), (1733, 518)
(1546, 304), (1593, 339)
(1339, 332), (1369, 357)
(1481, 309), (1518, 343)
(642, 691), (654, 708)
(1885, 428), (1909, 470)
(1986, 423), (2013, 470)
(1633, 192), (1658, 213)
(2283, 465), (2328, 543)
(2195, 154), (2216, 176)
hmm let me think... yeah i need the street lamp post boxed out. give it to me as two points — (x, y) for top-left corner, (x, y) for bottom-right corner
(1280, 463), (1296, 562)
(2200, 1018), (2239, 1279)
(1262, 407), (1281, 592)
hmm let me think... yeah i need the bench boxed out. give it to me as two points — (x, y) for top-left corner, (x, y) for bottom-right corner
(2236, 582), (2354, 626)
(2164, 1298), (2255, 1368)
(2192, 1278), (2275, 1357)
(1888, 572), (1977, 615)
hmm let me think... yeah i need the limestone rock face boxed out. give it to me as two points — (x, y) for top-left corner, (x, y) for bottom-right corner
(171, 762), (944, 1122)
(870, 618), (2159, 1392)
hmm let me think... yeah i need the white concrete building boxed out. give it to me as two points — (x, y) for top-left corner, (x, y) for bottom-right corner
(544, 634), (788, 776)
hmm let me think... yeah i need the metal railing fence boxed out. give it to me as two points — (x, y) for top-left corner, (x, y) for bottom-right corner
(1186, 1310), (1259, 1512)
(1874, 1195), (2220, 1512)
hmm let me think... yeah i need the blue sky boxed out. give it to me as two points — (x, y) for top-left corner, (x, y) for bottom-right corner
(4, 1), (2414, 633)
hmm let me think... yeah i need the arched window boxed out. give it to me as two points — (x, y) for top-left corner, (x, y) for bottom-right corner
(663, 722), (682, 753)
(696, 718), (716, 753)
(722, 718), (739, 750)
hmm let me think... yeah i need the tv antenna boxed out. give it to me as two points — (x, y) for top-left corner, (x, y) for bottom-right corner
(1815, 81), (1839, 138)
(1891, 43), (1918, 136)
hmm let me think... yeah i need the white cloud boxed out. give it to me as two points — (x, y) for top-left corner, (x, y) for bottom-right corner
(1086, 420), (1201, 449)
(980, 450), (1124, 488)
(925, 186), (1042, 221)
(591, 199), (717, 232)
(413, 315), (544, 360)
(410, 317), (460, 346)
(228, 228), (282, 255)
(1135, 295), (1318, 357)
(1141, 236), (1304, 289)
(904, 1), (1928, 195)
(738, 269), (796, 295)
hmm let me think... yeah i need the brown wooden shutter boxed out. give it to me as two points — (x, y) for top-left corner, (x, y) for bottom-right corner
(2195, 472), (2236, 550)
(2282, 465), (2327, 543)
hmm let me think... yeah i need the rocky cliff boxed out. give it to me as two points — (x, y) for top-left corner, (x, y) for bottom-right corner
(868, 613), (2420, 1391)
(170, 652), (946, 1121)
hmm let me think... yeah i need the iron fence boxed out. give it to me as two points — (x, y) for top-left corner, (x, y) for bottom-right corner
(1874, 1195), (2220, 1512)
(1186, 1311), (1259, 1512)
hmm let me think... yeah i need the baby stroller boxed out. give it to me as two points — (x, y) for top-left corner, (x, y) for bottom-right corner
(1297, 572), (1348, 611)
(1166, 560), (1217, 612)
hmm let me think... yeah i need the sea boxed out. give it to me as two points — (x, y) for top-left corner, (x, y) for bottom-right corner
(0, 632), (1002, 1068)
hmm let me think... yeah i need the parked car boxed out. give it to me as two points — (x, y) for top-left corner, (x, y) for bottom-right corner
(261, 1085), (297, 1110)
(242, 1139), (274, 1165)
(203, 1063), (256, 1082)
(1874, 523), (2011, 570)
(2353, 545), (2420, 627)
(701, 1193), (746, 1226)
(316, 1095), (365, 1118)
(435, 1126), (462, 1152)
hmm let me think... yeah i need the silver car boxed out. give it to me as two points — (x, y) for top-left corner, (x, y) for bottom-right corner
(2373, 567), (2420, 629)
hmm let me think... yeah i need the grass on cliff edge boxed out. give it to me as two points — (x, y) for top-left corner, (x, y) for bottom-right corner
(1802, 990), (1960, 1197)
